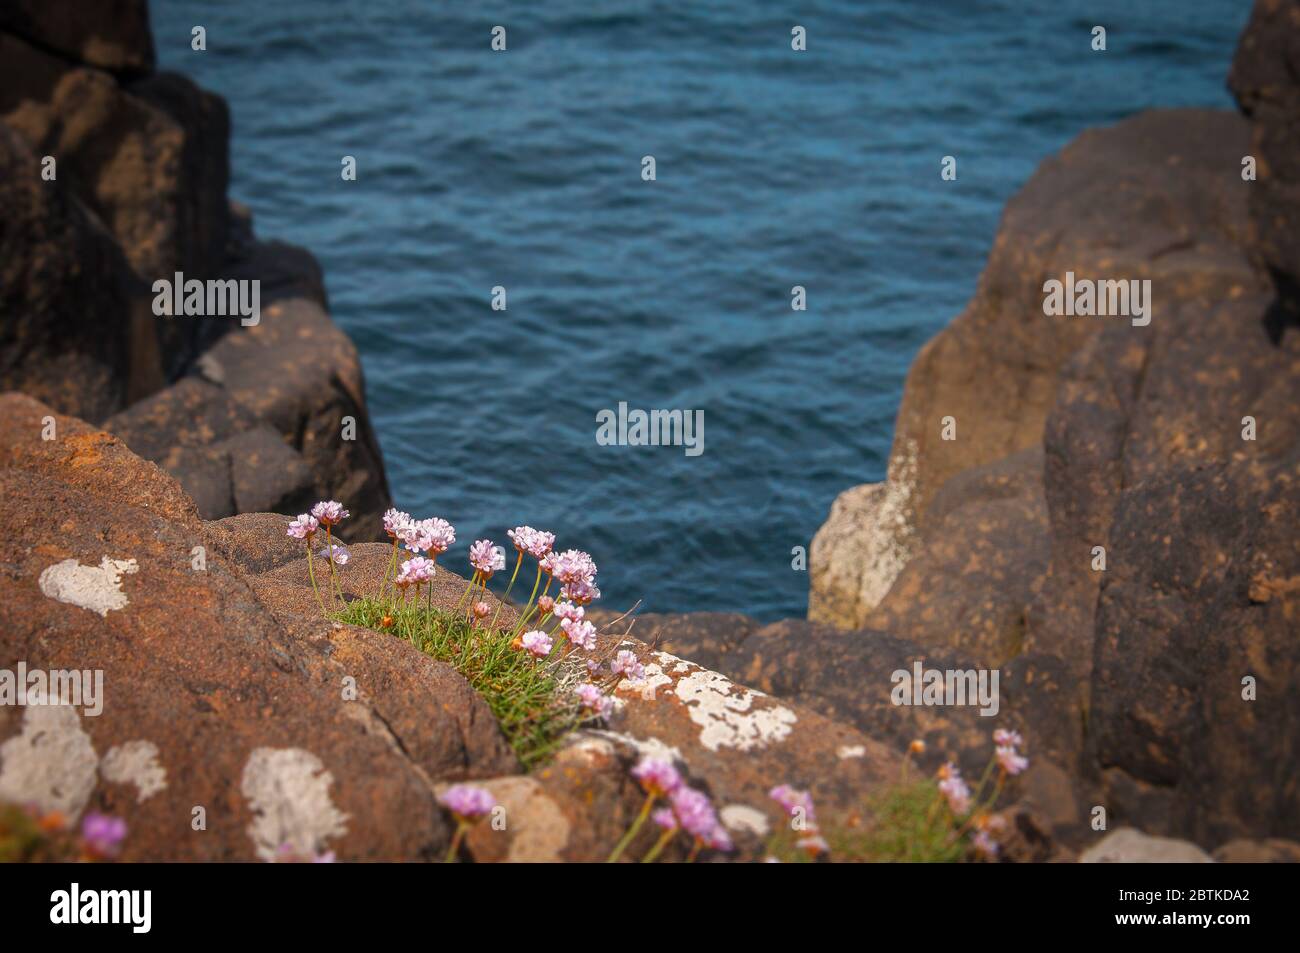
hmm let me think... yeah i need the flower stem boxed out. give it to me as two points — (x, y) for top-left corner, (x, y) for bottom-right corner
(641, 827), (677, 864)
(306, 541), (325, 615)
(490, 551), (523, 631)
(379, 538), (399, 601)
(456, 571), (480, 610)
(512, 566), (546, 635)
(445, 821), (468, 863)
(607, 792), (655, 863)
(325, 526), (341, 607)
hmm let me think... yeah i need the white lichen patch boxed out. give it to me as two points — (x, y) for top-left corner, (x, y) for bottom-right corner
(673, 668), (797, 752)
(720, 804), (770, 837)
(837, 744), (866, 760)
(615, 660), (671, 701)
(240, 748), (348, 862)
(101, 740), (167, 802)
(0, 698), (98, 817)
(38, 556), (139, 617)
(587, 729), (685, 766)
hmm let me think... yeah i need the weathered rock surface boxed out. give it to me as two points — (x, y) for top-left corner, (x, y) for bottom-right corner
(0, 395), (505, 860)
(0, 9), (392, 535)
(1079, 828), (1214, 864)
(811, 108), (1257, 629)
(0, 0), (154, 74)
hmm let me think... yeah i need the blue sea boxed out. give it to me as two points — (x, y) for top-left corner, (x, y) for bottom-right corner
(155, 1), (1250, 620)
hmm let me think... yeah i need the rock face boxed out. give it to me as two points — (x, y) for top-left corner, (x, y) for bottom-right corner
(0, 395), (510, 860)
(801, 3), (1300, 852)
(0, 6), (392, 538)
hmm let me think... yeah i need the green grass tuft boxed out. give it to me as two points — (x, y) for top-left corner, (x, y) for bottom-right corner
(337, 597), (587, 768)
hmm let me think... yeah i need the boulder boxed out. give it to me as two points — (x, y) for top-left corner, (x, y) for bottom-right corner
(1212, 838), (1300, 863)
(810, 108), (1257, 629)
(0, 123), (145, 422)
(1079, 828), (1213, 864)
(0, 0), (154, 74)
(0, 396), (509, 860)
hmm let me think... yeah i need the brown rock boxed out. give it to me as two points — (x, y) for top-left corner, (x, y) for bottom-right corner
(1213, 838), (1300, 863)
(584, 610), (760, 673)
(0, 0), (155, 74)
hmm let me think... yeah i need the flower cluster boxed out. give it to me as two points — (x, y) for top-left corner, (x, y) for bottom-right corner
(937, 762), (972, 815)
(993, 728), (1029, 776)
(508, 525), (555, 559)
(612, 758), (731, 861)
(396, 555), (435, 587)
(437, 784), (499, 863)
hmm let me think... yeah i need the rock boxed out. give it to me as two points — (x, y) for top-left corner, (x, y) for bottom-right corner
(203, 296), (393, 541)
(1079, 828), (1214, 863)
(0, 33), (230, 289)
(104, 377), (316, 520)
(0, 124), (145, 422)
(1212, 838), (1300, 863)
(1229, 0), (1300, 337)
(810, 108), (1257, 629)
(584, 610), (760, 674)
(865, 448), (1048, 668)
(0, 396), (504, 860)
(204, 513), (308, 575)
(0, 0), (154, 74)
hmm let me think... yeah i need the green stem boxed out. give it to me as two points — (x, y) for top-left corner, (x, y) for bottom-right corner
(512, 566), (546, 635)
(641, 826), (677, 864)
(445, 821), (468, 863)
(306, 541), (325, 615)
(325, 526), (341, 607)
(490, 551), (524, 631)
(608, 792), (655, 863)
(379, 538), (399, 600)
(457, 571), (481, 610)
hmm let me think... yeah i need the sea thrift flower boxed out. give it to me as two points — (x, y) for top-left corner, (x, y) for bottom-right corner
(396, 556), (436, 587)
(909, 739), (926, 755)
(547, 549), (598, 585)
(586, 659), (602, 675)
(562, 618), (597, 651)
(287, 514), (319, 540)
(508, 526), (556, 559)
(438, 784), (497, 822)
(472, 601), (490, 621)
(552, 600), (584, 623)
(536, 595), (555, 616)
(651, 807), (679, 831)
(705, 823), (735, 853)
(611, 650), (644, 680)
(631, 758), (682, 797)
(521, 630), (553, 658)
(669, 787), (721, 843)
(769, 784), (817, 826)
(402, 517), (456, 556)
(80, 812), (127, 858)
(383, 508), (412, 538)
(995, 745), (1029, 776)
(563, 579), (601, 605)
(937, 763), (972, 815)
(317, 542), (351, 565)
(993, 729), (1023, 749)
(469, 539), (505, 576)
(575, 682), (613, 718)
(310, 500), (349, 527)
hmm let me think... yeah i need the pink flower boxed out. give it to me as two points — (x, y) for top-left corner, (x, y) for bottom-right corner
(562, 618), (597, 651)
(631, 757), (682, 797)
(396, 556), (435, 587)
(562, 579), (601, 605)
(438, 784), (497, 821)
(287, 514), (319, 540)
(546, 549), (597, 585)
(610, 650), (644, 680)
(993, 729), (1023, 749)
(472, 601), (490, 621)
(575, 682), (612, 718)
(669, 787), (720, 843)
(586, 659), (602, 674)
(552, 600), (584, 623)
(537, 595), (555, 616)
(80, 812), (127, 858)
(651, 807), (679, 831)
(521, 630), (552, 658)
(769, 784), (817, 825)
(310, 500), (349, 527)
(382, 508), (412, 538)
(469, 539), (505, 576)
(402, 517), (455, 556)
(316, 542), (351, 565)
(995, 745), (1029, 776)
(937, 763), (972, 814)
(507, 526), (556, 559)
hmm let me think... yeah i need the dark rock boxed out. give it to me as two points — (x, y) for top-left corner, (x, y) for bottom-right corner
(584, 610), (760, 673)
(1213, 838), (1300, 863)
(0, 124), (144, 422)
(0, 0), (154, 74)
